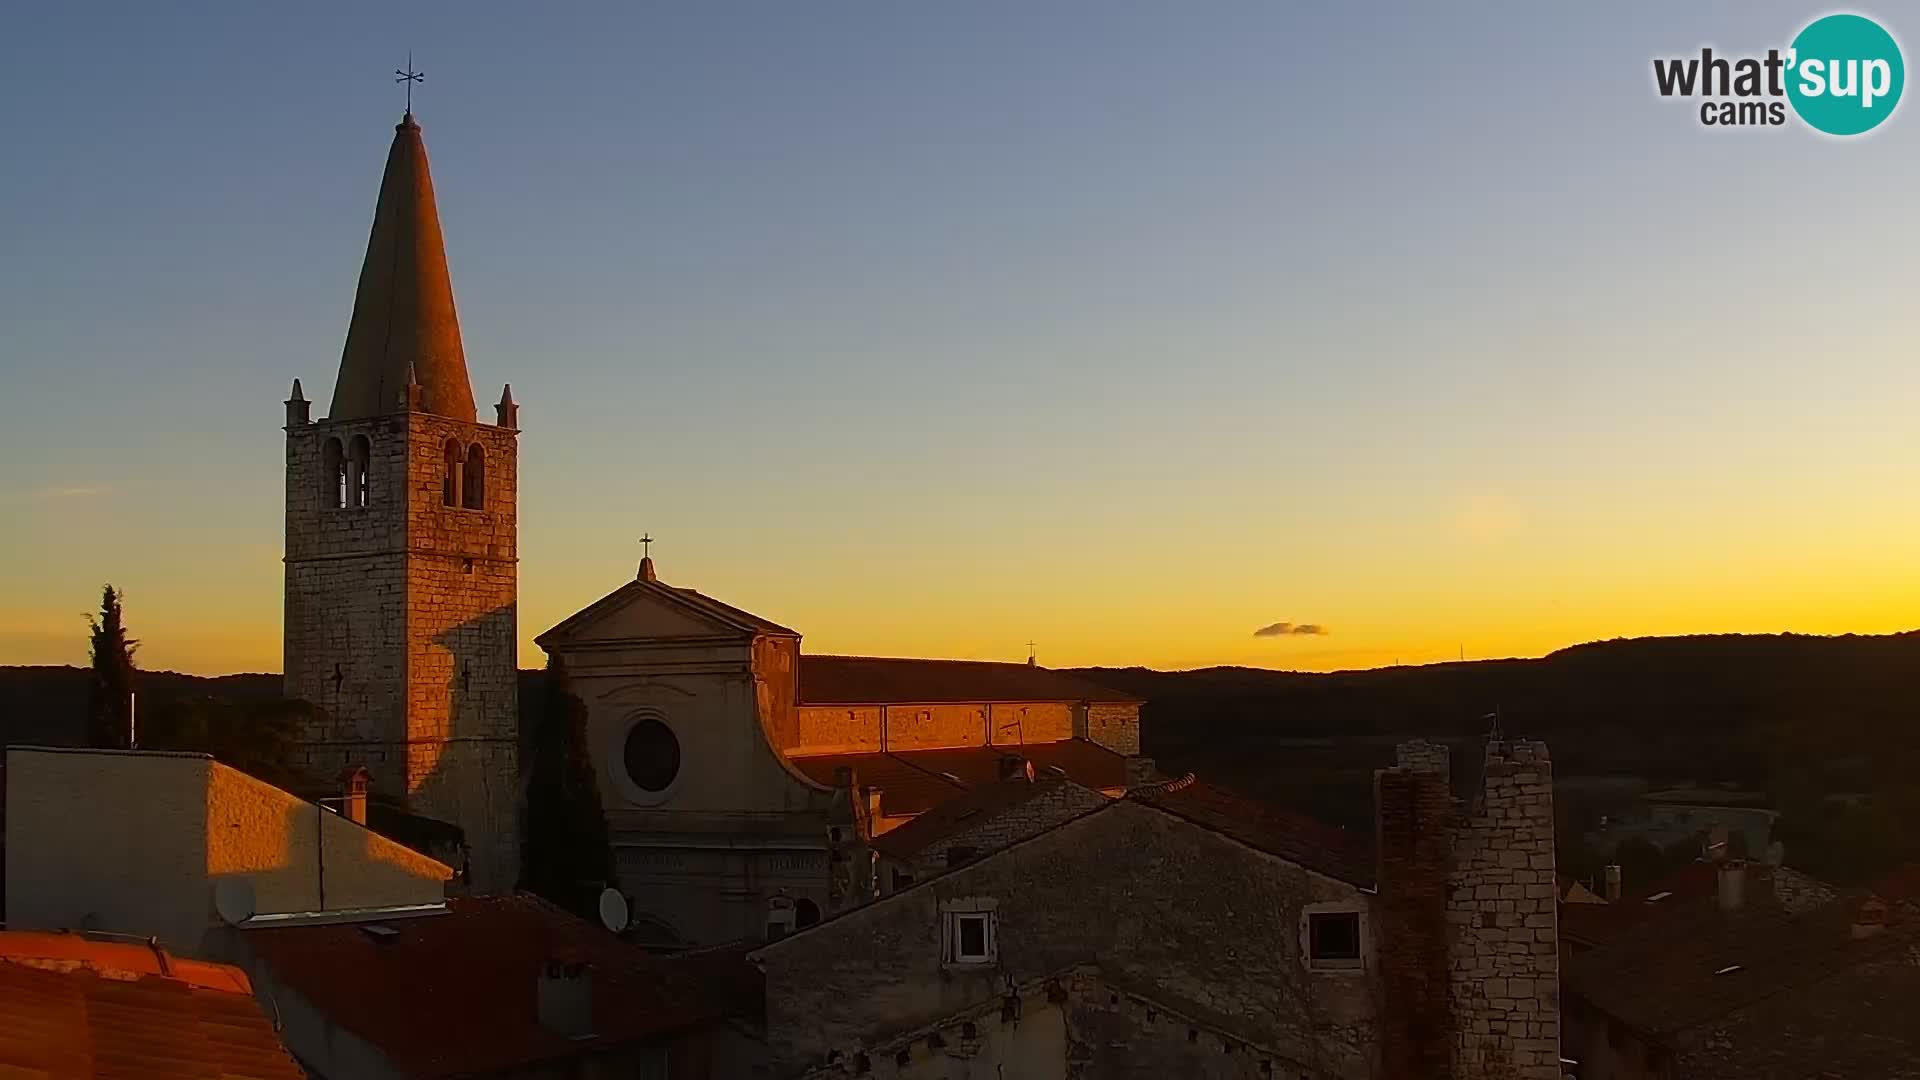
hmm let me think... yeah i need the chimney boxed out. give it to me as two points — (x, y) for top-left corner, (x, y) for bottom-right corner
(1717, 860), (1746, 912)
(1373, 759), (1454, 1080)
(1124, 755), (1158, 787)
(1603, 864), (1623, 904)
(536, 959), (593, 1038)
(338, 766), (370, 826)
(996, 755), (1028, 782)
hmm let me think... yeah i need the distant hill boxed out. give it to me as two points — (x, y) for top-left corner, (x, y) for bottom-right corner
(8, 632), (1917, 882)
(1073, 631), (1920, 780)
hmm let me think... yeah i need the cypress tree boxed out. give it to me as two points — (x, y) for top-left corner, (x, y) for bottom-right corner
(520, 653), (616, 919)
(86, 584), (139, 750)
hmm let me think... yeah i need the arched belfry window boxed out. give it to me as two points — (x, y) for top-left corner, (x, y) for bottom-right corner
(348, 435), (371, 508)
(442, 438), (464, 507)
(462, 443), (486, 509)
(322, 438), (346, 509)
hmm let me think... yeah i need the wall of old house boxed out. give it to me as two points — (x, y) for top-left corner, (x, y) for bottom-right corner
(759, 800), (1378, 1079)
(4, 748), (450, 957)
(797, 966), (1318, 1080)
(1082, 703), (1141, 756)
(5, 748), (213, 952)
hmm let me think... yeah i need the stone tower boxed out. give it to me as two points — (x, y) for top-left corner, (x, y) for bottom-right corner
(282, 110), (520, 894)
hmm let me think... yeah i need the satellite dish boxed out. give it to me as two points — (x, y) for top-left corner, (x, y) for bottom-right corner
(213, 877), (257, 926)
(598, 888), (630, 934)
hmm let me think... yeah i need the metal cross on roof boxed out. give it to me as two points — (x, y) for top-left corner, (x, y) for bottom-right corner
(638, 533), (654, 558)
(395, 53), (424, 113)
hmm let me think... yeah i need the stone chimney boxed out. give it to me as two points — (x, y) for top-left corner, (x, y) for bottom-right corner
(536, 959), (593, 1038)
(1446, 738), (1560, 1080)
(1717, 860), (1746, 912)
(1124, 755), (1158, 787)
(338, 766), (370, 826)
(1374, 747), (1455, 1080)
(1603, 864), (1622, 904)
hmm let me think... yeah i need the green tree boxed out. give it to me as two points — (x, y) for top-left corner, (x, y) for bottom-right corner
(86, 584), (138, 749)
(520, 654), (616, 919)
(141, 694), (311, 789)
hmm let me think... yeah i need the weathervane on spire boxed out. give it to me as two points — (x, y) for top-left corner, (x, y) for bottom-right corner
(395, 53), (424, 114)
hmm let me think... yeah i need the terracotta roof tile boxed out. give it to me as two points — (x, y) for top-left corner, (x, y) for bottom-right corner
(244, 894), (727, 1078)
(0, 932), (303, 1080)
(1559, 861), (1837, 947)
(789, 740), (1130, 817)
(1568, 891), (1911, 1038)
(798, 656), (1141, 706)
(1128, 777), (1374, 887)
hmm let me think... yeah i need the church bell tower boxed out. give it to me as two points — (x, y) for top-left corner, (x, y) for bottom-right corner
(282, 110), (520, 893)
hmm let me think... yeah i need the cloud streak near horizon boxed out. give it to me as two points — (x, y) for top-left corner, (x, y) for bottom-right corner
(1253, 621), (1329, 638)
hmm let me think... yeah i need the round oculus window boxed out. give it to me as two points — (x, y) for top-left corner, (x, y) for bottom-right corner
(623, 717), (681, 793)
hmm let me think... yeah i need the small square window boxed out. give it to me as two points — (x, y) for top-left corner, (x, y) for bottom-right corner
(944, 909), (995, 965)
(1309, 911), (1361, 967)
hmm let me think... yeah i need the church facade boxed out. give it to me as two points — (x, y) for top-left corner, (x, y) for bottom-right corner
(281, 111), (521, 894)
(538, 559), (1146, 947)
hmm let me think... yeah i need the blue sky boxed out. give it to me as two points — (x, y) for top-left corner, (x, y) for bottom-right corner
(4, 3), (1918, 674)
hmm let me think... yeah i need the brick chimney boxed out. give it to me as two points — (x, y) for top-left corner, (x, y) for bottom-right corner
(1447, 738), (1561, 1080)
(1374, 749), (1455, 1080)
(1603, 864), (1622, 904)
(338, 766), (370, 826)
(536, 959), (593, 1038)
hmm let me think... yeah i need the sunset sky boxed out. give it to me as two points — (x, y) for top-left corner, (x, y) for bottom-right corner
(4, 3), (1919, 676)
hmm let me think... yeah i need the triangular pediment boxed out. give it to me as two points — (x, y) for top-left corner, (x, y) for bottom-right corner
(539, 579), (762, 647)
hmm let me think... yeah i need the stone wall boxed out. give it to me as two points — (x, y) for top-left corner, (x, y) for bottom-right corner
(759, 799), (1377, 1078)
(283, 404), (521, 895)
(1083, 703), (1141, 756)
(1448, 739), (1560, 1080)
(284, 415), (410, 749)
(792, 701), (1096, 755)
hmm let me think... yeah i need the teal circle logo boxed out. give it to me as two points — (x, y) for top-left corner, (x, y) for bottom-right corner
(1786, 14), (1904, 135)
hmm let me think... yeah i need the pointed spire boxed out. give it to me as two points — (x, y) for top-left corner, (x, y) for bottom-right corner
(399, 361), (424, 412)
(284, 378), (310, 427)
(329, 112), (477, 423)
(495, 383), (518, 428)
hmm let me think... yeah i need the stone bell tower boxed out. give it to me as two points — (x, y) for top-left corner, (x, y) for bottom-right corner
(282, 110), (520, 893)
